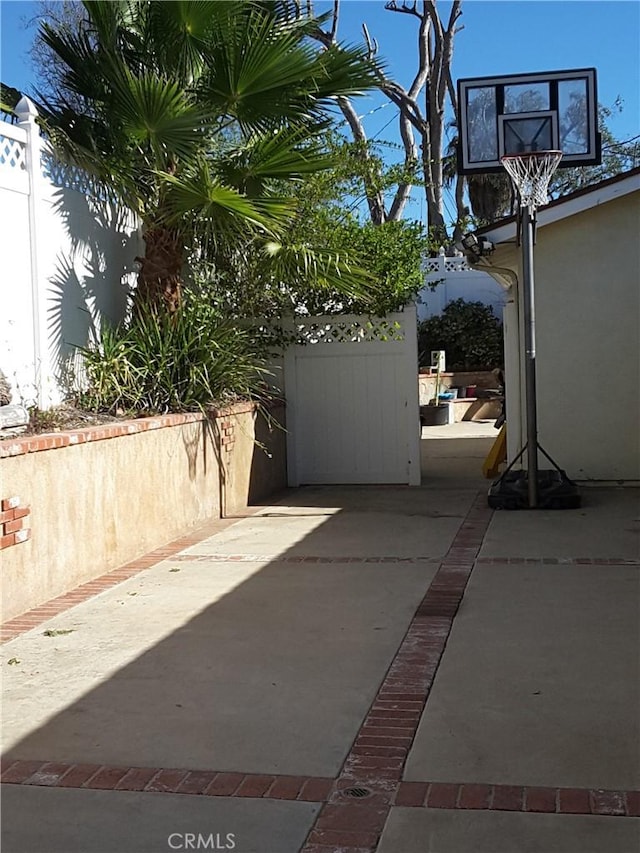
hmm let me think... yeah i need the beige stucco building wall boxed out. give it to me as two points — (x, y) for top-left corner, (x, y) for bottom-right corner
(1, 406), (286, 621)
(487, 188), (639, 481)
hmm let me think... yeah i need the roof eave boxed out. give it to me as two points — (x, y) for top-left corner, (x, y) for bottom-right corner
(477, 167), (640, 244)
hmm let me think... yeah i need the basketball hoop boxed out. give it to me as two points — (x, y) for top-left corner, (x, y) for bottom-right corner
(501, 150), (563, 210)
(456, 69), (594, 509)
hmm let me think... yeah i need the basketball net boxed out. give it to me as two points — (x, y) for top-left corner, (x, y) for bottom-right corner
(501, 151), (563, 210)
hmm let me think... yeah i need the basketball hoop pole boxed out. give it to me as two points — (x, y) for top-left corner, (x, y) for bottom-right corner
(500, 151), (563, 509)
(454, 65), (599, 509)
(521, 203), (539, 508)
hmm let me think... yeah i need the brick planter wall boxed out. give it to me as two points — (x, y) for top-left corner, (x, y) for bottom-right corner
(0, 404), (286, 622)
(418, 371), (500, 407)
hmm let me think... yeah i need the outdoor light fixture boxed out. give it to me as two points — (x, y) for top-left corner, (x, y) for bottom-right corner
(460, 232), (495, 257)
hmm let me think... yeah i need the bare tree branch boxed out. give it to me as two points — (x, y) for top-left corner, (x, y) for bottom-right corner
(330, 0), (340, 41)
(361, 23), (379, 59)
(384, 1), (422, 19)
(309, 0), (465, 237)
(389, 107), (419, 220)
(407, 10), (431, 101)
(338, 97), (387, 224)
(307, 0), (388, 223)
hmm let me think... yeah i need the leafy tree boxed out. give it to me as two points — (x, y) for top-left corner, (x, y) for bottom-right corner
(196, 134), (433, 320)
(1, 82), (21, 114)
(281, 136), (433, 314)
(35, 0), (382, 312)
(418, 298), (503, 371)
(331, 219), (431, 315)
(444, 98), (639, 226)
(550, 103), (640, 197)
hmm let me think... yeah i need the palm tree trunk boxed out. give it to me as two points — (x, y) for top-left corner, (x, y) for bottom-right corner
(135, 226), (184, 313)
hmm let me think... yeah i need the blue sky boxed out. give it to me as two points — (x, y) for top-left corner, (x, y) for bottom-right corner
(327, 1), (640, 137)
(2, 1), (638, 132)
(2, 0), (638, 222)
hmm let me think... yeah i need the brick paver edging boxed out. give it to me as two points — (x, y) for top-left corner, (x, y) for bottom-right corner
(0, 413), (206, 459)
(0, 760), (333, 802)
(0, 759), (640, 818)
(300, 492), (494, 853)
(477, 557), (640, 566)
(2, 758), (637, 821)
(173, 554), (444, 564)
(394, 781), (640, 817)
(0, 515), (256, 643)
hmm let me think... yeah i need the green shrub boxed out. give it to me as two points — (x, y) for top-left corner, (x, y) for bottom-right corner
(78, 293), (269, 414)
(418, 298), (504, 371)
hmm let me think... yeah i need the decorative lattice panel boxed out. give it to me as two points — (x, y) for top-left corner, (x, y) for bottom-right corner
(424, 257), (471, 274)
(295, 317), (405, 345)
(444, 258), (471, 272)
(41, 150), (109, 200)
(0, 135), (27, 171)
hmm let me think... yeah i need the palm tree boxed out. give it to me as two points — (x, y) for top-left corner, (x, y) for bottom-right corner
(443, 126), (514, 235)
(37, 0), (382, 311)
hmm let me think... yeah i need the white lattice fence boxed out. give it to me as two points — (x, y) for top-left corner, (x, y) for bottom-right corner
(420, 249), (507, 322)
(0, 99), (140, 408)
(0, 122), (29, 194)
(424, 255), (471, 274)
(293, 316), (406, 345)
(0, 133), (26, 170)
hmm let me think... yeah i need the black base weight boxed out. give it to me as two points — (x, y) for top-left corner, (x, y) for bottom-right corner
(488, 469), (581, 510)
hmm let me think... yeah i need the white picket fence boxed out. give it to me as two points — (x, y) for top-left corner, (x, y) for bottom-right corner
(0, 98), (141, 407)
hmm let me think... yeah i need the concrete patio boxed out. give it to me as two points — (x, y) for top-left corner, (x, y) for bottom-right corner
(1, 463), (638, 852)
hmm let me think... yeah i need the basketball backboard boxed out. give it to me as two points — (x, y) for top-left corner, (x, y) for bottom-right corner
(457, 68), (601, 174)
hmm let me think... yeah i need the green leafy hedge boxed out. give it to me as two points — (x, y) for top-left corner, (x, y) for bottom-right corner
(418, 298), (504, 371)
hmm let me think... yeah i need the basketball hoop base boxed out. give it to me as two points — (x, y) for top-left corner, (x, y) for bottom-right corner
(488, 469), (581, 510)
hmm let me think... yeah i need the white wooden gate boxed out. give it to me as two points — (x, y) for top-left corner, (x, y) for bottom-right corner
(284, 307), (420, 486)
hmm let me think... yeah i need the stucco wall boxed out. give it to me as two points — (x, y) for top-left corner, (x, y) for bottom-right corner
(492, 191), (640, 481)
(0, 405), (287, 621)
(212, 403), (287, 517)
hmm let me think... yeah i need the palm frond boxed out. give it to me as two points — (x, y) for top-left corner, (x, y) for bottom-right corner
(141, 1), (221, 84)
(108, 68), (210, 164)
(199, 4), (381, 134)
(216, 129), (334, 195)
(261, 240), (376, 302)
(158, 162), (292, 239)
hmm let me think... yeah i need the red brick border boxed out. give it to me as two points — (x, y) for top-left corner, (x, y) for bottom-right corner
(0, 760), (334, 802)
(2, 758), (637, 820)
(172, 554), (443, 564)
(0, 401), (285, 460)
(301, 493), (494, 853)
(476, 557), (639, 565)
(0, 516), (256, 643)
(0, 413), (206, 459)
(393, 781), (639, 816)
